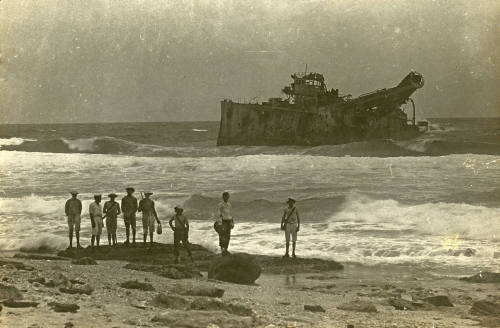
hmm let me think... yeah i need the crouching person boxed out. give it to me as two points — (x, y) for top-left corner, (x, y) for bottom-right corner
(169, 206), (192, 263)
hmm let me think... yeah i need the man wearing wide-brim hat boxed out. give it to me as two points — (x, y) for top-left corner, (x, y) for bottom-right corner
(121, 187), (138, 245)
(280, 196), (301, 258)
(65, 190), (82, 248)
(169, 205), (192, 263)
(138, 191), (161, 247)
(89, 194), (103, 247)
(104, 193), (121, 246)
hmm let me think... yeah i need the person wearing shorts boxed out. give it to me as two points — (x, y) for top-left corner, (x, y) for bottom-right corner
(65, 191), (82, 248)
(104, 193), (121, 246)
(169, 206), (192, 263)
(121, 187), (138, 245)
(138, 192), (161, 248)
(89, 194), (103, 247)
(281, 196), (300, 259)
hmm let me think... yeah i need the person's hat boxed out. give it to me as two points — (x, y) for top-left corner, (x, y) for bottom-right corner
(125, 187), (135, 192)
(174, 205), (183, 212)
(94, 194), (102, 198)
(108, 193), (117, 198)
(70, 190), (78, 195)
(287, 196), (296, 203)
(144, 192), (153, 196)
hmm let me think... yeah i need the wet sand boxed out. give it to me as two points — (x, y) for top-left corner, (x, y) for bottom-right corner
(0, 243), (498, 328)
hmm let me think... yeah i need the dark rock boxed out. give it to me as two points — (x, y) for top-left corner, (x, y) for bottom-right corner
(124, 263), (202, 279)
(470, 300), (500, 316)
(176, 286), (225, 298)
(190, 297), (254, 316)
(0, 260), (34, 271)
(388, 298), (426, 311)
(119, 280), (154, 291)
(48, 302), (79, 313)
(44, 273), (71, 288)
(71, 257), (97, 265)
(460, 272), (500, 283)
(304, 305), (325, 312)
(64, 322), (74, 328)
(69, 278), (85, 285)
(2, 300), (39, 308)
(338, 301), (377, 313)
(28, 277), (46, 284)
(347, 325), (354, 328)
(158, 266), (202, 279)
(151, 310), (255, 328)
(2, 277), (8, 282)
(0, 284), (23, 300)
(59, 284), (94, 295)
(423, 296), (453, 307)
(208, 253), (261, 284)
(152, 293), (189, 310)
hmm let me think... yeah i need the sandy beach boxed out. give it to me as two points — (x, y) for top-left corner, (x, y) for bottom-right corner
(0, 244), (498, 328)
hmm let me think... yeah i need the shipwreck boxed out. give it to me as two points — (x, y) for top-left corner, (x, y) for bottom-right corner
(217, 70), (426, 146)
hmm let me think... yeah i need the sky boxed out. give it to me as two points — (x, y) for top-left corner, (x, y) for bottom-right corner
(0, 0), (498, 123)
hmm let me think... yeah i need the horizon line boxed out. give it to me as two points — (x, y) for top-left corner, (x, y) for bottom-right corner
(1, 116), (499, 125)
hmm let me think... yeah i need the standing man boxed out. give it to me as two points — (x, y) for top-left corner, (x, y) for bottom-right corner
(65, 191), (82, 248)
(89, 194), (104, 247)
(216, 191), (233, 256)
(103, 193), (121, 246)
(121, 187), (138, 245)
(138, 192), (161, 247)
(169, 206), (192, 263)
(281, 196), (300, 258)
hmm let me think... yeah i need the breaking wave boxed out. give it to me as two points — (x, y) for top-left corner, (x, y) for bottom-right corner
(1, 135), (499, 157)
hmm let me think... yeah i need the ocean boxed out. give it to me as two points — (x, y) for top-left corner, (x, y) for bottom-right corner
(0, 118), (498, 271)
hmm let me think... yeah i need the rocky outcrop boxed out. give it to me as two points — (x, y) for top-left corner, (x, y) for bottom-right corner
(423, 295), (453, 307)
(460, 272), (500, 283)
(338, 301), (377, 313)
(388, 298), (426, 311)
(71, 257), (97, 265)
(44, 273), (71, 288)
(2, 300), (39, 308)
(48, 302), (80, 313)
(208, 254), (261, 284)
(176, 286), (225, 298)
(304, 305), (325, 312)
(470, 300), (500, 316)
(151, 310), (255, 328)
(0, 260), (34, 271)
(0, 284), (23, 300)
(190, 297), (254, 316)
(119, 280), (154, 291)
(124, 263), (202, 279)
(152, 293), (190, 310)
(60, 284), (94, 295)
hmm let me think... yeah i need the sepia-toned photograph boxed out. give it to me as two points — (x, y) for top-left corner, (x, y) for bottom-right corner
(0, 0), (498, 327)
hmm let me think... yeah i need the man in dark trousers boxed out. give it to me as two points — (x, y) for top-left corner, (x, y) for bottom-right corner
(121, 187), (138, 245)
(281, 196), (300, 258)
(103, 193), (121, 246)
(169, 206), (192, 263)
(216, 191), (233, 256)
(138, 192), (161, 247)
(65, 191), (82, 248)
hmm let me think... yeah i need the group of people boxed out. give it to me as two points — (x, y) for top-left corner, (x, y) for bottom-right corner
(65, 189), (301, 260)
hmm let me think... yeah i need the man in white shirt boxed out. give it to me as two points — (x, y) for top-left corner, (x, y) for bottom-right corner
(216, 191), (233, 256)
(89, 194), (103, 247)
(280, 196), (300, 258)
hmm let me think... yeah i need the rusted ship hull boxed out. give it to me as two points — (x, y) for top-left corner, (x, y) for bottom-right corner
(217, 101), (421, 146)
